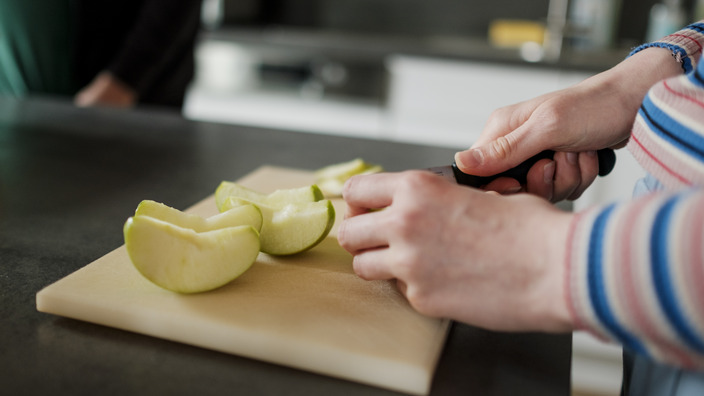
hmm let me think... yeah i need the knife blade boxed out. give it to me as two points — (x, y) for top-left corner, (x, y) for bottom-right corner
(428, 149), (616, 188)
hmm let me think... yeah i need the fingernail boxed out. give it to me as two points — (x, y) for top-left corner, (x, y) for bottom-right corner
(566, 152), (578, 165)
(544, 161), (555, 184)
(504, 185), (522, 194)
(455, 149), (483, 168)
(544, 161), (555, 201)
(586, 150), (597, 157)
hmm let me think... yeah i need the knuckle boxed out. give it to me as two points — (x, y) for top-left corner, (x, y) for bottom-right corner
(389, 206), (424, 240)
(404, 286), (437, 317)
(336, 222), (351, 250)
(341, 175), (358, 198)
(352, 256), (372, 279)
(398, 170), (435, 189)
(486, 107), (510, 127)
(554, 182), (579, 202)
(397, 170), (446, 199)
(567, 188), (585, 201)
(490, 135), (517, 160)
(391, 253), (432, 310)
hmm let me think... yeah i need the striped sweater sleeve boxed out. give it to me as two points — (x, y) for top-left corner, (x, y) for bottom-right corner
(630, 21), (704, 73)
(628, 49), (704, 189)
(567, 191), (704, 369)
(566, 30), (704, 369)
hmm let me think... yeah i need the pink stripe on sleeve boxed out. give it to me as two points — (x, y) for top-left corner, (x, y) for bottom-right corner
(628, 130), (692, 187)
(684, 195), (704, 327)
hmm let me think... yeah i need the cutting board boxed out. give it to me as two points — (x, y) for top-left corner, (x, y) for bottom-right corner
(36, 166), (450, 395)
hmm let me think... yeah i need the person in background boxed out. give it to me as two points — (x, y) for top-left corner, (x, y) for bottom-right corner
(0, 0), (202, 109)
(338, 21), (704, 395)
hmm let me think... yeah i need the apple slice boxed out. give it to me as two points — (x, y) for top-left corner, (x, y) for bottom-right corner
(314, 158), (370, 180)
(134, 199), (263, 233)
(215, 182), (323, 212)
(123, 200), (263, 293)
(124, 216), (260, 293)
(314, 158), (382, 197)
(222, 196), (335, 256)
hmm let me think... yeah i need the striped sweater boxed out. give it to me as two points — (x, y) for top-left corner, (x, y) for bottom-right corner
(567, 22), (704, 369)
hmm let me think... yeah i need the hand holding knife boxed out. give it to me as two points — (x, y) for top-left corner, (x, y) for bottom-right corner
(428, 149), (616, 188)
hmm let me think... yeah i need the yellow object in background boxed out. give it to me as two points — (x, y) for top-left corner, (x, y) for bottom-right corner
(488, 19), (546, 48)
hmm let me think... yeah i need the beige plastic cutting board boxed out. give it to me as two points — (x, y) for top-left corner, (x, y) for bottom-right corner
(36, 166), (450, 395)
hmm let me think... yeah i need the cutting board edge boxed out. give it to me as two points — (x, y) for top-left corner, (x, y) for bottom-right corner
(37, 284), (450, 396)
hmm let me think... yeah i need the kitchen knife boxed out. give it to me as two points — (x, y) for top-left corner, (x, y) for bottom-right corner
(428, 148), (616, 188)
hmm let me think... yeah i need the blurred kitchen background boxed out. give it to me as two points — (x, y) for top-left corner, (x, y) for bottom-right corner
(183, 1), (702, 395)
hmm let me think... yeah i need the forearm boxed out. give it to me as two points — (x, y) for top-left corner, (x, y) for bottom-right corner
(595, 21), (704, 135)
(566, 189), (704, 369)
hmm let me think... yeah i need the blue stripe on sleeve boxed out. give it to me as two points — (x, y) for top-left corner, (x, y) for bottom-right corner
(690, 60), (704, 88)
(650, 193), (704, 353)
(588, 204), (647, 355)
(686, 22), (704, 33)
(628, 43), (693, 73)
(640, 95), (704, 161)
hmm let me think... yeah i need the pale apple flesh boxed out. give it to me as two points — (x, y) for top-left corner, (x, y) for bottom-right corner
(314, 158), (370, 180)
(215, 182), (323, 212)
(314, 158), (382, 197)
(221, 196), (335, 256)
(124, 215), (260, 293)
(123, 200), (263, 293)
(135, 200), (263, 233)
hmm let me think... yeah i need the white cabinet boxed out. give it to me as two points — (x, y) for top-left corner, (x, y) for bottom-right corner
(385, 55), (592, 148)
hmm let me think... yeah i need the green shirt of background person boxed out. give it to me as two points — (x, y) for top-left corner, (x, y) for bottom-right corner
(0, 0), (74, 97)
(0, 0), (202, 109)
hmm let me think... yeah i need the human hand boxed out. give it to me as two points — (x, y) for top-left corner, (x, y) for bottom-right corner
(455, 48), (682, 202)
(74, 72), (137, 108)
(456, 81), (627, 201)
(337, 170), (574, 332)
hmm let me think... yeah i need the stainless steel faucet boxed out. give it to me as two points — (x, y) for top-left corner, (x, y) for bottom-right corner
(544, 0), (570, 62)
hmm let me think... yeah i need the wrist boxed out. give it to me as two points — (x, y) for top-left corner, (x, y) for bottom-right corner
(542, 208), (576, 332)
(520, 199), (575, 332)
(622, 47), (684, 82)
(607, 48), (681, 106)
(574, 47), (681, 140)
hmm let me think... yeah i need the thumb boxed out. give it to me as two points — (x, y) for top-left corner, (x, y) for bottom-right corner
(455, 132), (543, 176)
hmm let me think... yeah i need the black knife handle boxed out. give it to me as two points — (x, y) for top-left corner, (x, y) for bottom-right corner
(451, 148), (616, 188)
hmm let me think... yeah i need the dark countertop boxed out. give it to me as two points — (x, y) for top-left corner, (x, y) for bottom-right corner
(0, 96), (571, 396)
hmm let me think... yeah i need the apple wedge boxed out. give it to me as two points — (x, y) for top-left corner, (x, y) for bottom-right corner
(123, 200), (263, 293)
(215, 182), (323, 212)
(222, 196), (335, 256)
(314, 158), (382, 197)
(314, 158), (371, 180)
(134, 199), (263, 233)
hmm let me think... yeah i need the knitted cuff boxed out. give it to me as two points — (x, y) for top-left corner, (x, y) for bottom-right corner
(629, 22), (704, 73)
(564, 204), (612, 341)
